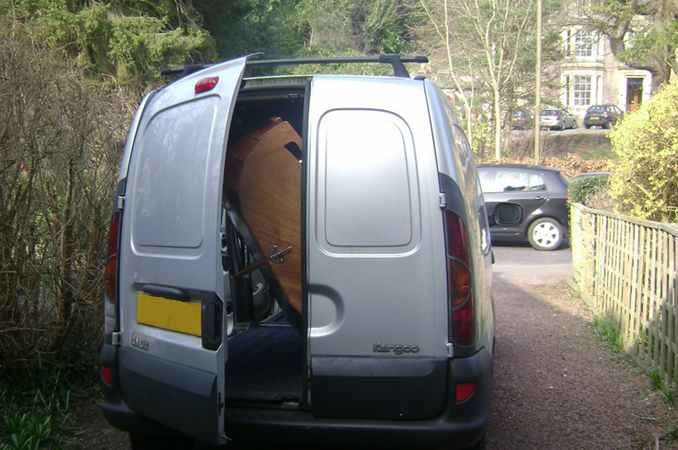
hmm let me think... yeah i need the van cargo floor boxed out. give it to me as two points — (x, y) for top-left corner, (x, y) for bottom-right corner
(227, 324), (303, 403)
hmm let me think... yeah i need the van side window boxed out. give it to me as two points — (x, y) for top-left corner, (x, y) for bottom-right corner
(319, 109), (416, 248)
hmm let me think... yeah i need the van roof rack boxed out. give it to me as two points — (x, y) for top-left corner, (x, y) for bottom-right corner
(161, 54), (429, 79)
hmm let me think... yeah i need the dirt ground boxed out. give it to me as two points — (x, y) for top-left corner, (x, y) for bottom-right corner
(77, 246), (678, 449)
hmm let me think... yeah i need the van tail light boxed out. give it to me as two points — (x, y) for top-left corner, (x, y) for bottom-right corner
(101, 366), (114, 386)
(445, 210), (474, 347)
(195, 76), (219, 94)
(455, 383), (475, 403)
(104, 211), (122, 305)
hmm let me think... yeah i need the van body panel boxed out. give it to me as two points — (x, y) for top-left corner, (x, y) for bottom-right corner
(116, 57), (248, 444)
(117, 91), (155, 182)
(424, 82), (494, 356)
(103, 66), (495, 446)
(306, 76), (448, 418)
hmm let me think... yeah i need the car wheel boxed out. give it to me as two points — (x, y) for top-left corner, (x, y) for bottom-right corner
(129, 432), (194, 450)
(528, 217), (563, 251)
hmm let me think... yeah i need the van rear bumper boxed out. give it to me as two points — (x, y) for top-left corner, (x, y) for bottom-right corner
(101, 347), (492, 449)
(227, 347), (492, 449)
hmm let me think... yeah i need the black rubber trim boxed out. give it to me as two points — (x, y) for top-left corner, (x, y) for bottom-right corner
(311, 356), (447, 420)
(118, 347), (219, 443)
(438, 173), (466, 219)
(300, 78), (311, 409)
(140, 284), (189, 301)
(201, 292), (223, 350)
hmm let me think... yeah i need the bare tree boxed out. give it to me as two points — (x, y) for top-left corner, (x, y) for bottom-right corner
(418, 0), (476, 146)
(417, 0), (534, 159)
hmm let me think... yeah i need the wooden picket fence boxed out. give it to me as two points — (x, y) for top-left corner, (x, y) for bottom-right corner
(571, 203), (678, 391)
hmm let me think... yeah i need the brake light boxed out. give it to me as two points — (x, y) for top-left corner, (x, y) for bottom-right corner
(101, 366), (113, 386)
(104, 211), (121, 305)
(445, 210), (474, 347)
(195, 76), (219, 94)
(455, 383), (475, 403)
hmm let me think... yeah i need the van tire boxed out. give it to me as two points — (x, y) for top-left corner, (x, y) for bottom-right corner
(129, 432), (194, 450)
(527, 217), (563, 251)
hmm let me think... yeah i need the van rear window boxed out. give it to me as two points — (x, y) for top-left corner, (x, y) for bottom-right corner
(132, 97), (217, 248)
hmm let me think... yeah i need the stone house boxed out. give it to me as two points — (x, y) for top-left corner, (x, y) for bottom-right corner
(558, 0), (653, 122)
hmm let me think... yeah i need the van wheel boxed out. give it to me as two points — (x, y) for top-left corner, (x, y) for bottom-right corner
(129, 432), (194, 450)
(528, 217), (563, 251)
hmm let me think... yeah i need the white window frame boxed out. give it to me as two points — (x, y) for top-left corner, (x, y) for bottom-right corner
(574, 30), (594, 57)
(573, 75), (592, 106)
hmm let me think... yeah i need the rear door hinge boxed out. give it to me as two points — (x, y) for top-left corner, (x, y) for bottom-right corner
(112, 331), (122, 346)
(446, 342), (454, 357)
(438, 193), (447, 209)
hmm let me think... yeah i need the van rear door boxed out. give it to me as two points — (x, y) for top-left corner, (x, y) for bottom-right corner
(306, 77), (449, 419)
(116, 57), (246, 444)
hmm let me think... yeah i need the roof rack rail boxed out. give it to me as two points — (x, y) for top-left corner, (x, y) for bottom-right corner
(161, 54), (429, 79)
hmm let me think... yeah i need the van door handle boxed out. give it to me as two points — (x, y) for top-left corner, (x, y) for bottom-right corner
(141, 284), (190, 301)
(535, 195), (548, 201)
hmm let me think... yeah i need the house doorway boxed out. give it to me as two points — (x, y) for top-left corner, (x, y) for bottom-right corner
(626, 78), (643, 112)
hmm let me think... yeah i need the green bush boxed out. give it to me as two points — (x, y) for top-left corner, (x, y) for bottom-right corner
(569, 175), (610, 206)
(609, 78), (678, 222)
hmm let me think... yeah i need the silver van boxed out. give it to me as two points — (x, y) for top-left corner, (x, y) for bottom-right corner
(99, 55), (495, 450)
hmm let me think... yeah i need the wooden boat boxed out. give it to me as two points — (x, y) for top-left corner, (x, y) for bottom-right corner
(225, 118), (303, 315)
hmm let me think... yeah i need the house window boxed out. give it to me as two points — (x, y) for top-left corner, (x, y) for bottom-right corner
(574, 75), (592, 106)
(575, 31), (593, 57)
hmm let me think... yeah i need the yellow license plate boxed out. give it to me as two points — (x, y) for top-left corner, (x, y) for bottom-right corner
(137, 292), (201, 336)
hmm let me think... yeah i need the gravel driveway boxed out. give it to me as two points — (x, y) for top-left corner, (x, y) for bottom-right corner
(488, 245), (677, 449)
(79, 245), (678, 449)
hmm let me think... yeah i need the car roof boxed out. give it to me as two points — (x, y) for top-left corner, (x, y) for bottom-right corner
(477, 163), (561, 173)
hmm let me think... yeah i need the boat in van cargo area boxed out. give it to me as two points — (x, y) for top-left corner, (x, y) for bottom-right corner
(99, 54), (495, 450)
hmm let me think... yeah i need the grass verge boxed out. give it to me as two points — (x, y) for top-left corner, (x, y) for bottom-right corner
(591, 314), (674, 405)
(592, 315), (624, 353)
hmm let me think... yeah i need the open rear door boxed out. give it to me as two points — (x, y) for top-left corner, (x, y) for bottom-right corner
(116, 57), (246, 444)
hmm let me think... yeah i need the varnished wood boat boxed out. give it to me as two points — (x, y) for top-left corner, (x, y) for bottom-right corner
(225, 118), (303, 316)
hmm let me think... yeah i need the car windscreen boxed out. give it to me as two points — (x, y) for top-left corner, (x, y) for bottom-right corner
(478, 167), (547, 193)
(541, 110), (560, 117)
(587, 105), (605, 113)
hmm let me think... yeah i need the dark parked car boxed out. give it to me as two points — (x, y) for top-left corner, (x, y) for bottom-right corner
(584, 104), (623, 129)
(511, 110), (533, 130)
(478, 164), (569, 251)
(540, 108), (577, 131)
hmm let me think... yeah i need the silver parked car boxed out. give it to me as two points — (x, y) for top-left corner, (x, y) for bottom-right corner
(99, 55), (495, 450)
(540, 108), (577, 130)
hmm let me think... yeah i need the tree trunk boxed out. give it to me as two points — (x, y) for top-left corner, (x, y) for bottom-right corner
(493, 87), (502, 160)
(466, 109), (473, 149)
